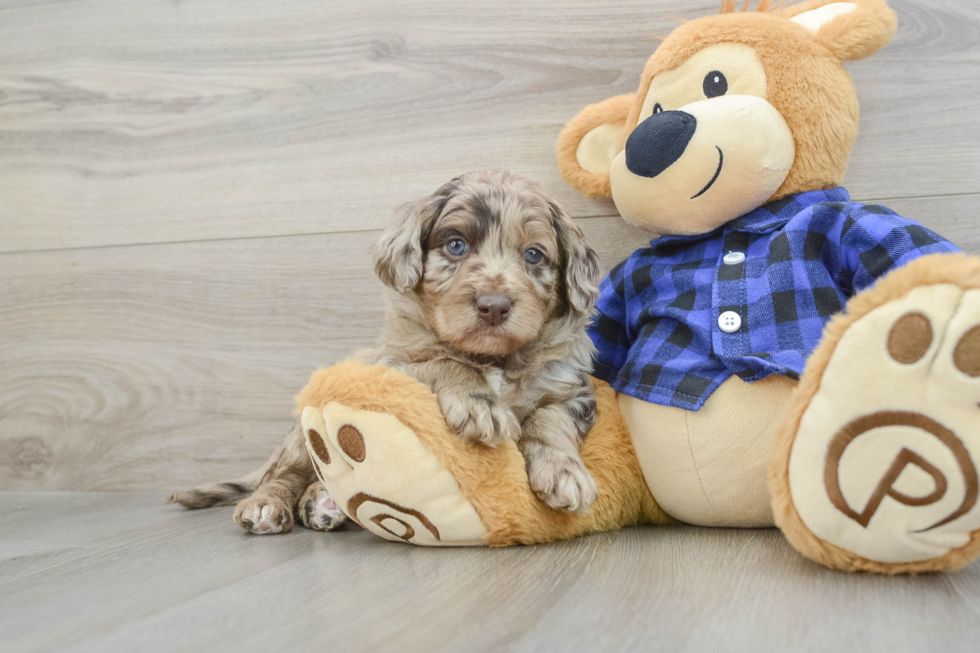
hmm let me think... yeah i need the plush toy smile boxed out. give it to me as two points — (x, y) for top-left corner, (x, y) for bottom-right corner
(621, 111), (728, 199)
(691, 146), (723, 199)
(609, 91), (794, 235)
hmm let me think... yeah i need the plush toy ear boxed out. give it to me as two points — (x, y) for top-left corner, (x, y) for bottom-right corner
(548, 200), (601, 316)
(373, 183), (453, 293)
(556, 94), (635, 199)
(780, 0), (897, 62)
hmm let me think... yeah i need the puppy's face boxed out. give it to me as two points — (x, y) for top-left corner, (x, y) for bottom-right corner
(421, 188), (562, 356)
(374, 170), (600, 357)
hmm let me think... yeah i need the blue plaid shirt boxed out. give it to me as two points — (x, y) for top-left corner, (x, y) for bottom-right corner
(589, 188), (959, 411)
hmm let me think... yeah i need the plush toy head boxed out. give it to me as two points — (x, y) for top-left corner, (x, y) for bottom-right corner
(557, 0), (898, 236)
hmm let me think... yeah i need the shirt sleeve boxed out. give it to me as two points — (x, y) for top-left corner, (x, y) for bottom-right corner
(837, 203), (961, 295)
(588, 259), (632, 383)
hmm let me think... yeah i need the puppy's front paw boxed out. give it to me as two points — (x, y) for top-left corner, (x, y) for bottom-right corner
(234, 494), (294, 534)
(526, 447), (598, 513)
(298, 482), (348, 532)
(439, 391), (521, 446)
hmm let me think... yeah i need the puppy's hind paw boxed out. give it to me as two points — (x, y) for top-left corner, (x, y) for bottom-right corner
(234, 495), (294, 535)
(299, 483), (348, 532)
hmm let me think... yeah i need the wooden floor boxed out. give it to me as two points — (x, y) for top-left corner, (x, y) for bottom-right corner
(0, 492), (978, 653)
(2, 0), (980, 650)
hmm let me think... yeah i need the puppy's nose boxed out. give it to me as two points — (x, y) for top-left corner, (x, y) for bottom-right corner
(476, 295), (512, 326)
(624, 110), (697, 179)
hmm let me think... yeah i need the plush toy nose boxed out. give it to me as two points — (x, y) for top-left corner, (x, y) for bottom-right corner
(624, 110), (697, 179)
(476, 294), (512, 326)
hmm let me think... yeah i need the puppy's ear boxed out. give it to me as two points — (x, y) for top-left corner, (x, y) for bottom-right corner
(550, 200), (602, 317)
(556, 94), (635, 199)
(373, 184), (452, 292)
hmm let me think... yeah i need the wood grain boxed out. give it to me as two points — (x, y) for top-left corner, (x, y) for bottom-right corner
(1, 0), (979, 253)
(1, 492), (978, 653)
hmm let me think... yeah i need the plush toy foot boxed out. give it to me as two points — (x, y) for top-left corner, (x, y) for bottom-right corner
(295, 361), (666, 547)
(301, 401), (488, 545)
(772, 254), (980, 573)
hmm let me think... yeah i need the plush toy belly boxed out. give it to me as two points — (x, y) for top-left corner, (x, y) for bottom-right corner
(619, 375), (796, 528)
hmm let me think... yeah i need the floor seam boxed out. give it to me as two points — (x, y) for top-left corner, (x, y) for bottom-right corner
(0, 214), (624, 257)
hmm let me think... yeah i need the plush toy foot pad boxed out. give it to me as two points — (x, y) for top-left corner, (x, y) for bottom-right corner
(301, 402), (488, 546)
(773, 254), (980, 573)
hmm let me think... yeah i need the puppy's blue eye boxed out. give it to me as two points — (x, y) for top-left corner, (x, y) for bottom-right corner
(524, 248), (543, 265)
(446, 239), (467, 256)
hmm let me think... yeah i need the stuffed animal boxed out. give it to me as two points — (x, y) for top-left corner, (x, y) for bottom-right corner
(296, 0), (980, 573)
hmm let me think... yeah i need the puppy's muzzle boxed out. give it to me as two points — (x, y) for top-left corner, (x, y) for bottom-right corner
(624, 110), (697, 179)
(476, 294), (512, 326)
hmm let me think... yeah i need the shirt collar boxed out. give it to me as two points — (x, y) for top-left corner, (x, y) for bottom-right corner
(649, 187), (851, 247)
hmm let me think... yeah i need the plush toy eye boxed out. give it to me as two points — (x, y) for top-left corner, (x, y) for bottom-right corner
(446, 239), (467, 256)
(653, 103), (664, 115)
(524, 248), (543, 265)
(703, 71), (728, 98)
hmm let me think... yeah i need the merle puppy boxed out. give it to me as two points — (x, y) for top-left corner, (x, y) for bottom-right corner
(170, 170), (603, 533)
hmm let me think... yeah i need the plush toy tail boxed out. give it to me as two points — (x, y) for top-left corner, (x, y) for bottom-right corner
(296, 360), (668, 547)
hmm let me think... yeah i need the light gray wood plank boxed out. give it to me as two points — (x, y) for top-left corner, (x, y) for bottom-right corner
(1, 492), (978, 653)
(1, 0), (978, 253)
(0, 217), (654, 491)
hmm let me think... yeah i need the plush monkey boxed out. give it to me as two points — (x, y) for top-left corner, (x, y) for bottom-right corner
(296, 0), (980, 573)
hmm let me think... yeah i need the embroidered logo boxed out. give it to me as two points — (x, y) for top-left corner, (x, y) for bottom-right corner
(824, 411), (978, 532)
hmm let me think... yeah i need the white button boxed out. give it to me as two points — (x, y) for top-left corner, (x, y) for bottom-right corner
(718, 311), (742, 333)
(723, 251), (745, 265)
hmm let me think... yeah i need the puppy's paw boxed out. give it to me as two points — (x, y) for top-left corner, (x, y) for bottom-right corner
(439, 391), (521, 446)
(526, 447), (598, 513)
(298, 482), (348, 532)
(234, 494), (294, 535)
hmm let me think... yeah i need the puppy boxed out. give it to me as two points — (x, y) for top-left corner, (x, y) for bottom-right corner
(169, 170), (603, 533)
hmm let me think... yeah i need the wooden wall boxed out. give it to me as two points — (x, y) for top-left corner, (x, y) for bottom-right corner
(1, 0), (978, 491)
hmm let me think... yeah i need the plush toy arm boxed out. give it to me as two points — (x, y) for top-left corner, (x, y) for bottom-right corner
(836, 204), (961, 294)
(556, 94), (635, 199)
(589, 261), (634, 386)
